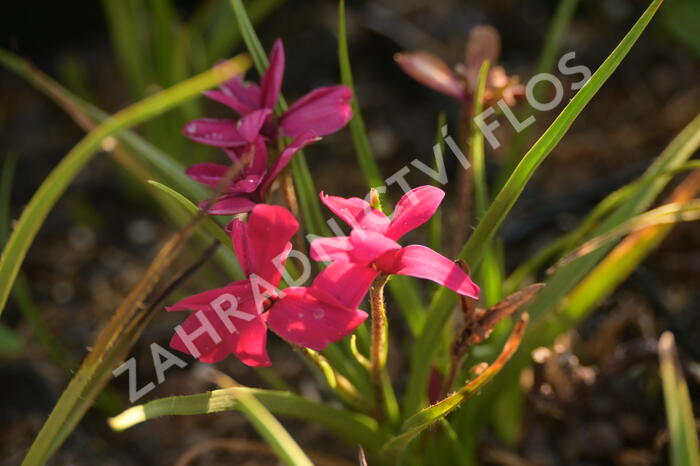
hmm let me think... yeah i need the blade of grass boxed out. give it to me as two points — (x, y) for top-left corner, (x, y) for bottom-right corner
(550, 199), (700, 273)
(658, 331), (700, 466)
(21, 161), (248, 464)
(404, 0), (665, 415)
(466, 114), (700, 447)
(382, 315), (528, 458)
(500, 0), (580, 181)
(0, 54), (251, 318)
(338, 0), (383, 188)
(108, 386), (382, 453)
(560, 168), (700, 326)
(147, 180), (232, 247)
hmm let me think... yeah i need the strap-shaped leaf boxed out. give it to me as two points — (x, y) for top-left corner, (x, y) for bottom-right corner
(338, 0), (383, 189)
(658, 332), (700, 466)
(109, 386), (383, 453)
(404, 0), (664, 415)
(0, 53), (251, 319)
(381, 315), (528, 459)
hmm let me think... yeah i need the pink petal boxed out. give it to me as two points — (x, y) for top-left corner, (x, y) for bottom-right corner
(228, 175), (263, 195)
(385, 186), (445, 240)
(394, 51), (465, 100)
(170, 301), (270, 366)
(309, 262), (377, 309)
(266, 287), (368, 351)
(166, 281), (252, 312)
(376, 245), (480, 298)
(320, 192), (389, 232)
(280, 85), (353, 138)
(216, 74), (262, 114)
(348, 229), (401, 264)
(260, 39), (285, 109)
(182, 118), (247, 147)
(243, 204), (299, 286)
(230, 218), (253, 277)
(238, 109), (273, 142)
(260, 132), (319, 194)
(309, 236), (353, 263)
(185, 162), (229, 188)
(205, 195), (257, 215)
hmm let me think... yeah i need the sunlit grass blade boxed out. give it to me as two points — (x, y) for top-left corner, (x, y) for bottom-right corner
(504, 159), (700, 294)
(404, 0), (665, 415)
(560, 168), (700, 325)
(550, 199), (700, 273)
(20, 166), (243, 464)
(658, 331), (700, 466)
(338, 0), (383, 189)
(382, 315), (528, 459)
(0, 54), (250, 318)
(147, 180), (232, 248)
(108, 386), (382, 452)
(229, 0), (328, 236)
(501, 0), (580, 181)
(193, 369), (315, 466)
(464, 114), (700, 448)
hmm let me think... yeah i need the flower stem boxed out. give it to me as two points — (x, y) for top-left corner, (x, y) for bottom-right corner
(370, 272), (391, 419)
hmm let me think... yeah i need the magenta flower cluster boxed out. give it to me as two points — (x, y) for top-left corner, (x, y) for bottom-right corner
(169, 40), (480, 366)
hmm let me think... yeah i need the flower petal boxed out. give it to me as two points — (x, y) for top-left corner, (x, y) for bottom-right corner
(205, 195), (257, 215)
(280, 85), (353, 138)
(376, 245), (480, 298)
(182, 118), (247, 147)
(231, 204), (298, 284)
(260, 131), (319, 194)
(394, 51), (465, 99)
(238, 109), (273, 142)
(465, 25), (501, 88)
(185, 162), (229, 188)
(309, 262), (377, 309)
(320, 192), (389, 232)
(170, 302), (270, 366)
(266, 287), (368, 351)
(166, 281), (252, 312)
(260, 39), (285, 109)
(385, 186), (445, 240)
(309, 236), (353, 262)
(213, 74), (262, 114)
(349, 229), (401, 264)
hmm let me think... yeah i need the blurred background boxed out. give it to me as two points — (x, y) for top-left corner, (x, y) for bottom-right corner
(1, 0), (699, 464)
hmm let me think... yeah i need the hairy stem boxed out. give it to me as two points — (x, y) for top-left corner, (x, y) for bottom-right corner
(370, 273), (390, 418)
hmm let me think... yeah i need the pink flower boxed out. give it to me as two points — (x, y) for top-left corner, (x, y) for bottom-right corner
(183, 39), (353, 145)
(394, 26), (524, 108)
(310, 186), (480, 298)
(186, 132), (318, 215)
(167, 204), (371, 366)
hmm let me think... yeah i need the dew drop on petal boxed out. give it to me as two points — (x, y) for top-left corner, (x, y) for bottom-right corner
(313, 309), (325, 320)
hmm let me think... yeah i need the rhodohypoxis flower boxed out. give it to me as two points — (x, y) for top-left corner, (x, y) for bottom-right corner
(310, 186), (480, 298)
(168, 204), (371, 366)
(183, 39), (353, 146)
(395, 26), (524, 108)
(186, 132), (318, 215)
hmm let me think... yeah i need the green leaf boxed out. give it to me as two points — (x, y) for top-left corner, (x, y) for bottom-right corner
(382, 316), (528, 459)
(147, 180), (233, 249)
(403, 0), (665, 415)
(108, 387), (383, 453)
(338, 0), (383, 189)
(658, 332), (700, 466)
(0, 53), (251, 318)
